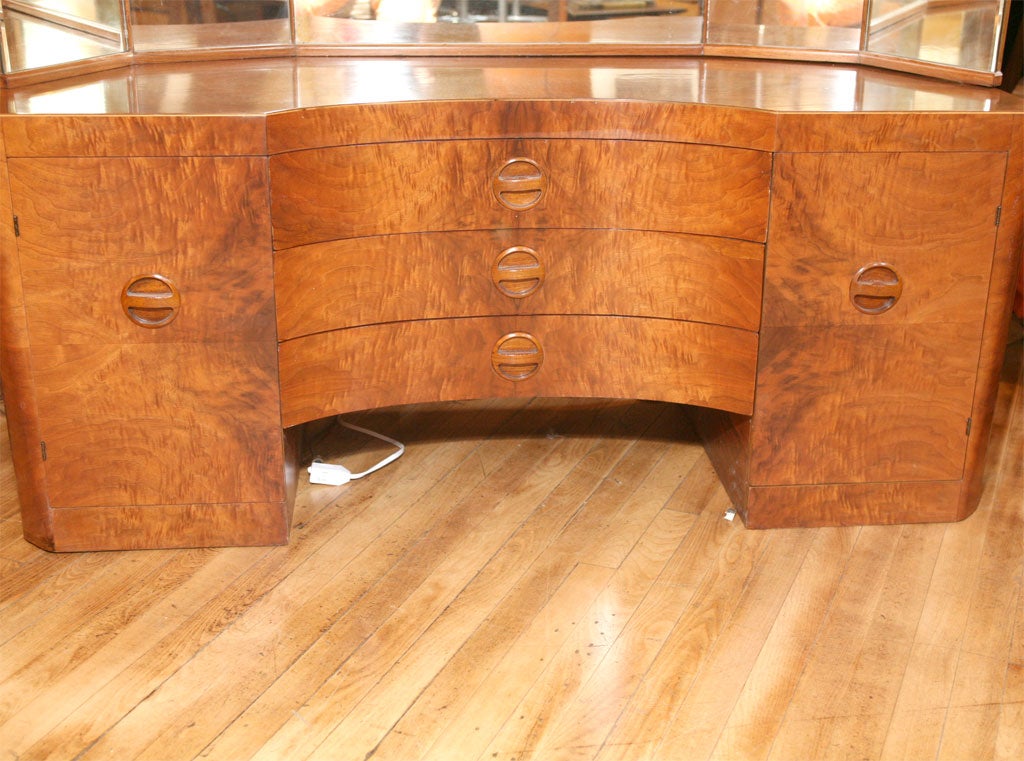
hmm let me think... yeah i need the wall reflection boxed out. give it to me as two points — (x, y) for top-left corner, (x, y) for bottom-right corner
(1, 0), (124, 72)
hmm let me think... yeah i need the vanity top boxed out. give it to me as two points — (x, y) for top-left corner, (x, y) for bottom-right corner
(4, 55), (1023, 117)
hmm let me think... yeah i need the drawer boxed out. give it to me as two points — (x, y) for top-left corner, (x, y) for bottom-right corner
(270, 139), (771, 249)
(279, 315), (758, 427)
(275, 229), (765, 340)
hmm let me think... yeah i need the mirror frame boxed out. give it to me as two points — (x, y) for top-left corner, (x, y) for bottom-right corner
(0, 0), (1013, 87)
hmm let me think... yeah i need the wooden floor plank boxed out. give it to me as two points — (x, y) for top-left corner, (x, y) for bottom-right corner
(0, 326), (1019, 761)
(651, 527), (818, 761)
(479, 507), (698, 760)
(594, 516), (766, 761)
(709, 525), (858, 761)
(330, 402), (669, 761)
(241, 404), (641, 761)
(89, 401), (590, 761)
(23, 400), (536, 760)
(419, 561), (617, 761)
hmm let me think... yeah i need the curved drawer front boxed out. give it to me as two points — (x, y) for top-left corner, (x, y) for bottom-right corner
(270, 139), (771, 249)
(278, 315), (757, 427)
(275, 229), (765, 340)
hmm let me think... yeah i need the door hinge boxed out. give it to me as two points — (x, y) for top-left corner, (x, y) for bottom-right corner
(995, 206), (1002, 226)
(40, 441), (47, 461)
(965, 418), (973, 437)
(13, 215), (19, 237)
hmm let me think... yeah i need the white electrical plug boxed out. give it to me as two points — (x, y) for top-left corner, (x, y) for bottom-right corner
(307, 421), (406, 487)
(308, 459), (352, 486)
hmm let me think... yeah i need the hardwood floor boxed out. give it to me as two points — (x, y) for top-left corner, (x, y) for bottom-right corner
(1, 325), (1021, 761)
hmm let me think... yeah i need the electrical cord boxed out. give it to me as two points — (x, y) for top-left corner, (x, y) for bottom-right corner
(307, 419), (405, 485)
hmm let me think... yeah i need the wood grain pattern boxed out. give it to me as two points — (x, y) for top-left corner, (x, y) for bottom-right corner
(957, 120), (1024, 519)
(0, 121), (53, 548)
(30, 341), (286, 508)
(47, 500), (293, 552)
(279, 316), (758, 427)
(0, 115), (267, 157)
(745, 481), (964, 528)
(775, 111), (1024, 153)
(763, 151), (1004, 328)
(275, 229), (764, 340)
(0, 330), (1019, 757)
(749, 323), (980, 484)
(10, 156), (277, 345)
(266, 100), (779, 154)
(270, 139), (771, 249)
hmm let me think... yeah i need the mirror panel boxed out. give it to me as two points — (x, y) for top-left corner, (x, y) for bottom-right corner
(1, 0), (125, 72)
(0, 0), (1012, 82)
(129, 0), (291, 51)
(706, 0), (866, 51)
(866, 0), (1005, 73)
(292, 0), (705, 48)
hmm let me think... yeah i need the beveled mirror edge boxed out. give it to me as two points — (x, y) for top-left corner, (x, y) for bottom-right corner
(0, 1), (1010, 89)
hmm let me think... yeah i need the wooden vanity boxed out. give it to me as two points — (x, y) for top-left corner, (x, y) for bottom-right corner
(1, 4), (1022, 551)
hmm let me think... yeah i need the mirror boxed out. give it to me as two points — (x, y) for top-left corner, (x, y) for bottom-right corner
(706, 0), (866, 51)
(0, 0), (1012, 82)
(129, 0), (290, 52)
(1, 0), (125, 72)
(866, 0), (1006, 73)
(292, 0), (706, 47)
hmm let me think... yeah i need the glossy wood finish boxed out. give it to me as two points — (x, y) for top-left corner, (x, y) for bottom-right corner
(275, 229), (765, 340)
(1, 57), (1021, 548)
(0, 329), (1020, 758)
(279, 316), (759, 427)
(270, 138), (771, 249)
(1, 115), (294, 550)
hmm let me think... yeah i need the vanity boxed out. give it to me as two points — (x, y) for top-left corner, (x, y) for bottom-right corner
(1, 1), (1021, 551)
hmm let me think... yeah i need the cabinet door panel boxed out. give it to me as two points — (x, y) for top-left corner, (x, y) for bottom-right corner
(763, 152), (1004, 328)
(9, 155), (284, 510)
(32, 341), (284, 508)
(270, 139), (771, 249)
(750, 323), (979, 484)
(10, 157), (276, 345)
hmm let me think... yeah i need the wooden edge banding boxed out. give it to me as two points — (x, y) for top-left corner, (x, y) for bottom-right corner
(744, 481), (964, 529)
(1, 114), (269, 157)
(48, 501), (292, 552)
(775, 112), (1023, 153)
(957, 122), (1024, 520)
(266, 100), (779, 154)
(0, 126), (54, 549)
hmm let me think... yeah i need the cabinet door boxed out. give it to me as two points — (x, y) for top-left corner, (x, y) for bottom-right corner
(9, 156), (284, 509)
(751, 151), (1005, 485)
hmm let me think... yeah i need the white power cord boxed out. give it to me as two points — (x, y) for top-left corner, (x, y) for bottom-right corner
(308, 420), (405, 486)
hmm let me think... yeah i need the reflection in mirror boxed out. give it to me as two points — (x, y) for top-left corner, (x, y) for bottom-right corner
(1, 0), (125, 72)
(706, 0), (866, 50)
(293, 0), (705, 47)
(129, 0), (291, 51)
(866, 0), (1005, 73)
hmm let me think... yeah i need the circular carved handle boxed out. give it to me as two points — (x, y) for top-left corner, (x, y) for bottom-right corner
(491, 332), (543, 381)
(492, 158), (547, 211)
(121, 274), (181, 328)
(850, 264), (903, 315)
(492, 246), (545, 298)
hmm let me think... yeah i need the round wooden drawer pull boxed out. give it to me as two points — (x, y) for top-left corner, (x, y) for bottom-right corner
(492, 332), (543, 381)
(492, 246), (545, 298)
(850, 264), (903, 315)
(121, 274), (181, 328)
(492, 158), (547, 211)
